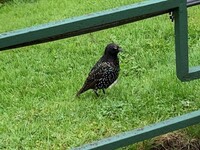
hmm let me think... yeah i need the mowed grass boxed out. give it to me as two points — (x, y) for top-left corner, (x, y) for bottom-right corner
(0, 0), (200, 149)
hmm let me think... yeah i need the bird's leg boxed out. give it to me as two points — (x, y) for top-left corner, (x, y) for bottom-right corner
(102, 89), (105, 94)
(93, 90), (99, 97)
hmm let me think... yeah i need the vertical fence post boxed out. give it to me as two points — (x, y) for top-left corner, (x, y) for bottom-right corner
(174, 0), (189, 81)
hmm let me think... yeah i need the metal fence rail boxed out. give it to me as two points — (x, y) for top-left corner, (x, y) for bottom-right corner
(0, 0), (180, 51)
(73, 110), (200, 150)
(0, 0), (199, 51)
(187, 0), (200, 6)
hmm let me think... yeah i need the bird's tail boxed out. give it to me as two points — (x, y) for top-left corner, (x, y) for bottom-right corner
(76, 81), (93, 97)
(76, 88), (85, 97)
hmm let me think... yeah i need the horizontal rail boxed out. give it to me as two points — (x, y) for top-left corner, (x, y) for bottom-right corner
(73, 110), (200, 150)
(187, 0), (200, 7)
(1, 0), (199, 51)
(0, 0), (181, 51)
(0, 0), (199, 51)
(188, 66), (200, 80)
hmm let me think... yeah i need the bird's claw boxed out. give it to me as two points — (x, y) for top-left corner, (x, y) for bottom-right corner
(102, 89), (105, 94)
(94, 90), (99, 97)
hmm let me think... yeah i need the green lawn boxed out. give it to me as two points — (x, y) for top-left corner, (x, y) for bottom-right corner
(0, 0), (200, 149)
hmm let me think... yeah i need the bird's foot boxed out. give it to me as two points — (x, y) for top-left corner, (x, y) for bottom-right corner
(93, 90), (99, 97)
(102, 89), (105, 94)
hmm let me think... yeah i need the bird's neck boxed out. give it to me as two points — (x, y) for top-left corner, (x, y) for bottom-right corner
(102, 55), (119, 66)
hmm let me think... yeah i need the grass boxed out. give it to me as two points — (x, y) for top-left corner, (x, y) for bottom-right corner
(0, 0), (200, 149)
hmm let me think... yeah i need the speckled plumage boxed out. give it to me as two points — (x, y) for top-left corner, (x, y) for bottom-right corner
(76, 43), (122, 96)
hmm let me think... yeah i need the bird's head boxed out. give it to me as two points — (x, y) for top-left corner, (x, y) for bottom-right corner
(104, 43), (122, 56)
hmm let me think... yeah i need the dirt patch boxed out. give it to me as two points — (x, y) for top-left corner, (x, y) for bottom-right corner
(150, 132), (200, 150)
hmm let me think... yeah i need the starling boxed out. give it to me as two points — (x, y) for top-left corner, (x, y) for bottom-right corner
(76, 43), (122, 96)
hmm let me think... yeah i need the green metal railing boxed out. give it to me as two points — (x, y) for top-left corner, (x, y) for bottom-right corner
(0, 0), (200, 149)
(73, 110), (200, 150)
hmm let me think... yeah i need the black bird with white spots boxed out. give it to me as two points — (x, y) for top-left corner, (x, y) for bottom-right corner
(76, 43), (122, 96)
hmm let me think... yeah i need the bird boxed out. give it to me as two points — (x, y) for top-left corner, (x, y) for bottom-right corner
(76, 43), (122, 97)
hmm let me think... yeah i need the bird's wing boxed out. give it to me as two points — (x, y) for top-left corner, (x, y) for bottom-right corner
(78, 62), (114, 93)
(89, 57), (103, 73)
(88, 62), (114, 79)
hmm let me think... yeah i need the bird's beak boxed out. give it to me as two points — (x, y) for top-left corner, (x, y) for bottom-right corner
(118, 47), (123, 52)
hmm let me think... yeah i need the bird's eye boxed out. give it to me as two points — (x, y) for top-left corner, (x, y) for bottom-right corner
(113, 46), (118, 50)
